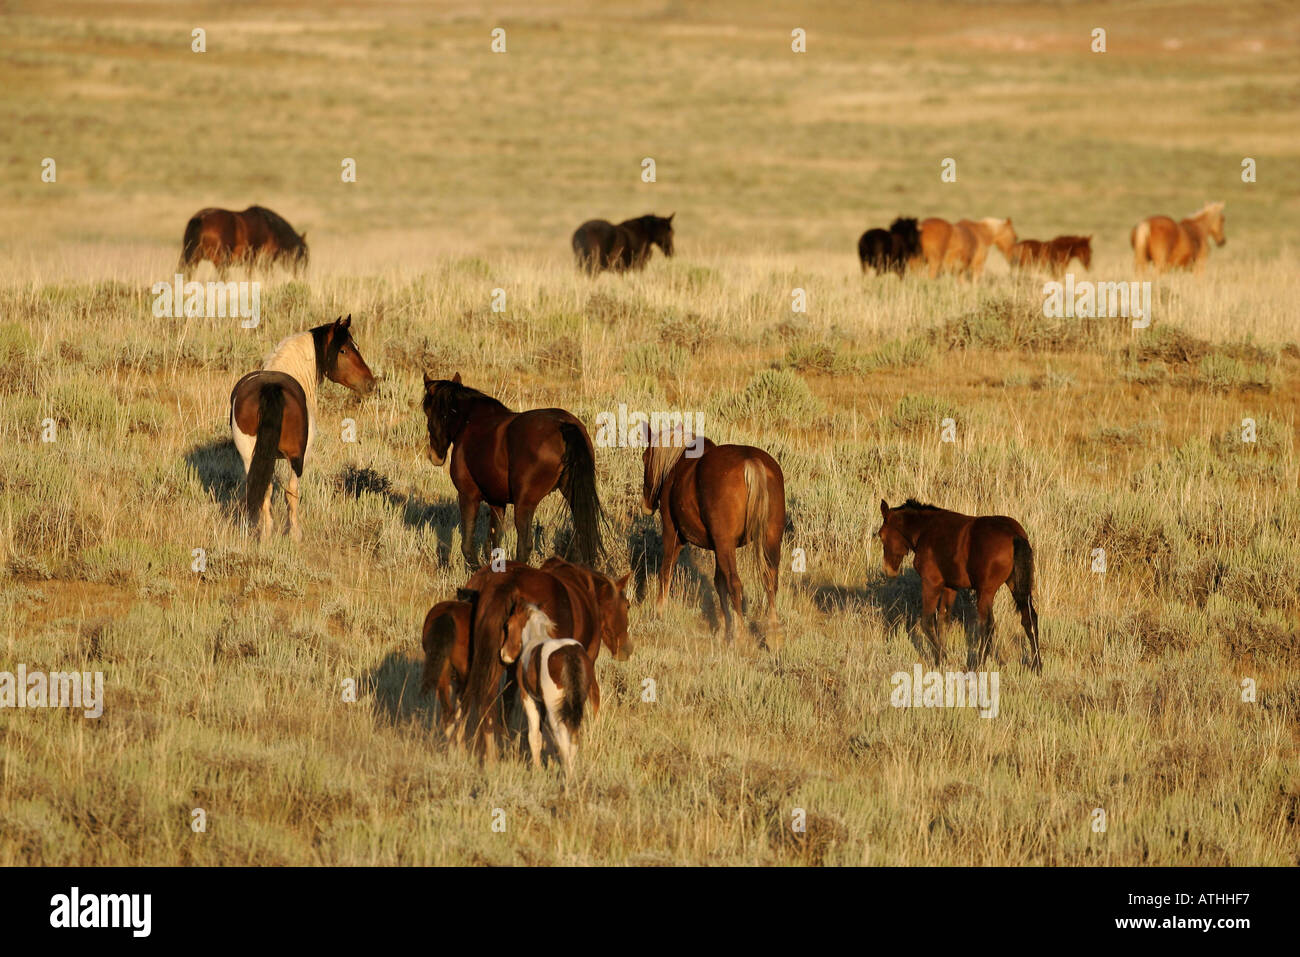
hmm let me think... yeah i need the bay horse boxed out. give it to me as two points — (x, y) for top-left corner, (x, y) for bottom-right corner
(229, 316), (375, 539)
(858, 217), (922, 277)
(917, 217), (1016, 280)
(457, 558), (630, 757)
(642, 429), (785, 648)
(1131, 202), (1225, 273)
(1009, 235), (1092, 275)
(419, 599), (473, 742)
(572, 213), (674, 274)
(500, 603), (597, 775)
(180, 206), (308, 278)
(421, 373), (603, 566)
(876, 499), (1041, 674)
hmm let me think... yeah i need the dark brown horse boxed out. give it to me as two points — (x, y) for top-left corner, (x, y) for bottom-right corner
(876, 499), (1041, 673)
(642, 432), (785, 647)
(420, 599), (473, 742)
(1009, 235), (1092, 274)
(421, 374), (603, 566)
(858, 217), (922, 277)
(181, 206), (308, 278)
(457, 558), (631, 757)
(572, 214), (674, 274)
(229, 316), (375, 539)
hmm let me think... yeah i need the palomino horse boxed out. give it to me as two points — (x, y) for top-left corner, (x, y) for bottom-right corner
(229, 316), (375, 539)
(642, 431), (785, 647)
(181, 206), (308, 278)
(1009, 235), (1092, 275)
(457, 558), (630, 757)
(1131, 202), (1225, 273)
(858, 217), (922, 277)
(421, 374), (603, 566)
(500, 603), (597, 775)
(572, 214), (675, 274)
(917, 217), (1017, 280)
(420, 599), (474, 742)
(877, 499), (1041, 673)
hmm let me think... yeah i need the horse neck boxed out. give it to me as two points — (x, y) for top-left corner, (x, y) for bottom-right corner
(452, 393), (511, 441)
(262, 332), (320, 413)
(894, 509), (939, 546)
(1183, 213), (1212, 245)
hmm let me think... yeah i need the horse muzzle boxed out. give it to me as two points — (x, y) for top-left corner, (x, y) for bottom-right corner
(426, 446), (446, 467)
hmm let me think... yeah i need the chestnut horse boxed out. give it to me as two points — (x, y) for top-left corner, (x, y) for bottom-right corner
(180, 206), (308, 278)
(858, 217), (922, 277)
(229, 316), (376, 539)
(1131, 202), (1225, 273)
(642, 432), (785, 647)
(420, 599), (473, 742)
(500, 603), (598, 774)
(456, 557), (630, 757)
(421, 374), (603, 567)
(917, 217), (1017, 280)
(1009, 235), (1092, 275)
(572, 213), (675, 274)
(876, 499), (1041, 673)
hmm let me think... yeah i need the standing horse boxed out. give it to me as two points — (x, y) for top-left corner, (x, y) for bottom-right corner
(457, 558), (630, 757)
(500, 603), (597, 775)
(572, 213), (675, 274)
(1009, 235), (1092, 275)
(642, 430), (785, 647)
(876, 499), (1041, 673)
(420, 599), (474, 742)
(180, 206), (308, 278)
(858, 217), (922, 277)
(421, 373), (603, 566)
(1131, 202), (1225, 273)
(229, 316), (375, 539)
(918, 217), (1016, 280)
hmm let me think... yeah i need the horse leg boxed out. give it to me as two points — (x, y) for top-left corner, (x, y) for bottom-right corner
(760, 520), (782, 645)
(1011, 583), (1043, 674)
(919, 578), (943, 664)
(285, 469), (302, 542)
(656, 520), (683, 613)
(487, 505), (505, 560)
(513, 500), (538, 565)
(256, 466), (274, 542)
(714, 545), (745, 645)
(974, 585), (998, 668)
(458, 491), (482, 568)
(520, 691), (543, 768)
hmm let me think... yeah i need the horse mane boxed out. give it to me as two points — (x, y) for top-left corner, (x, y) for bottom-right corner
(644, 433), (711, 505)
(427, 380), (510, 416)
(900, 498), (941, 511)
(247, 206), (304, 249)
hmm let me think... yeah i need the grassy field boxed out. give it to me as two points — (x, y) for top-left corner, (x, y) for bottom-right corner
(1, 1), (1298, 866)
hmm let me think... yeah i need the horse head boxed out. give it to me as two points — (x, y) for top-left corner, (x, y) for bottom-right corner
(1202, 202), (1226, 246)
(649, 213), (674, 257)
(877, 499), (912, 578)
(421, 372), (468, 466)
(317, 315), (376, 396)
(596, 572), (633, 661)
(500, 600), (551, 666)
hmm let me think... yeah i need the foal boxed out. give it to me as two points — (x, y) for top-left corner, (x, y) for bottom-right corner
(420, 599), (473, 743)
(877, 499), (1042, 673)
(500, 602), (597, 775)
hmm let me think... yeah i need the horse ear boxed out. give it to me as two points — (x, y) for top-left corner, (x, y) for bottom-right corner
(452, 372), (462, 384)
(616, 572), (631, 597)
(880, 499), (890, 520)
(423, 371), (434, 389)
(341, 314), (352, 328)
(667, 212), (675, 223)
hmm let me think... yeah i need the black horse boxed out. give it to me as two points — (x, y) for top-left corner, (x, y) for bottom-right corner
(572, 214), (674, 274)
(857, 217), (921, 277)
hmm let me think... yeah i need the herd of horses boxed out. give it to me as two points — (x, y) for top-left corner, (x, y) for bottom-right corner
(195, 196), (1226, 771)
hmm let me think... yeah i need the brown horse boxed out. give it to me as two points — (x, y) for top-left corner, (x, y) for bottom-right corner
(876, 499), (1041, 673)
(1131, 202), (1225, 273)
(917, 217), (1017, 280)
(572, 214), (674, 274)
(642, 431), (785, 647)
(457, 558), (630, 757)
(181, 206), (308, 278)
(229, 316), (376, 539)
(421, 374), (603, 566)
(1009, 235), (1092, 275)
(419, 599), (473, 742)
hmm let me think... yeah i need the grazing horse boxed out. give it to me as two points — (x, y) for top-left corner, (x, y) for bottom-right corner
(1131, 202), (1225, 273)
(229, 316), (376, 539)
(858, 217), (922, 277)
(917, 217), (1016, 280)
(642, 430), (785, 647)
(500, 603), (597, 774)
(876, 499), (1041, 673)
(1009, 235), (1092, 275)
(180, 206), (308, 278)
(572, 213), (675, 274)
(420, 599), (473, 742)
(421, 373), (604, 566)
(457, 558), (630, 757)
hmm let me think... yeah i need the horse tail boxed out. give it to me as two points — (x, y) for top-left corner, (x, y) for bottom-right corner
(557, 644), (590, 733)
(180, 214), (203, 274)
(559, 422), (604, 565)
(743, 458), (773, 581)
(1131, 219), (1151, 267)
(246, 384), (284, 519)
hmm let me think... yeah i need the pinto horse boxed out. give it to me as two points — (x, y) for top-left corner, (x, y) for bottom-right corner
(500, 603), (597, 774)
(1131, 202), (1225, 273)
(572, 213), (674, 274)
(642, 431), (785, 647)
(420, 599), (474, 742)
(876, 499), (1041, 673)
(917, 217), (1016, 280)
(421, 373), (603, 566)
(180, 206), (308, 278)
(457, 558), (630, 757)
(229, 316), (375, 539)
(1009, 235), (1092, 275)
(858, 217), (922, 277)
